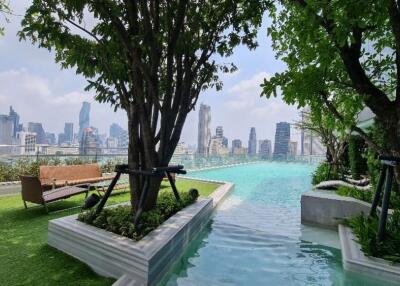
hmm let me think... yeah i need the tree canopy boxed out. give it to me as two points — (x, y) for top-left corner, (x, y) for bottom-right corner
(262, 0), (400, 158)
(20, 0), (268, 211)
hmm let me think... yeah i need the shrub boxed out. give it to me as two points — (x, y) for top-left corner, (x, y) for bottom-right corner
(312, 162), (339, 185)
(344, 211), (400, 263)
(336, 186), (373, 203)
(348, 135), (368, 180)
(78, 189), (199, 240)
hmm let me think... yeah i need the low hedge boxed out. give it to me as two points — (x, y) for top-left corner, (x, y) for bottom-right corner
(312, 162), (339, 185)
(78, 189), (199, 241)
(0, 158), (121, 182)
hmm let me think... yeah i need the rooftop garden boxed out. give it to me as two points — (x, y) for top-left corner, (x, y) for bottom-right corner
(0, 179), (219, 286)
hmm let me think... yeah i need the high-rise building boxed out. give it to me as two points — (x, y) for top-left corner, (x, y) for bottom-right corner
(118, 130), (129, 148)
(248, 127), (257, 156)
(288, 141), (298, 158)
(78, 102), (91, 143)
(110, 123), (124, 138)
(80, 127), (98, 155)
(259, 139), (272, 159)
(273, 122), (290, 160)
(46, 132), (56, 145)
(64, 123), (74, 143)
(8, 106), (20, 138)
(197, 103), (211, 155)
(216, 126), (223, 138)
(15, 131), (36, 155)
(28, 122), (47, 144)
(0, 115), (14, 153)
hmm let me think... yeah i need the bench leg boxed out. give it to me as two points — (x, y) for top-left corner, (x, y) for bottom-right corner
(23, 200), (27, 209)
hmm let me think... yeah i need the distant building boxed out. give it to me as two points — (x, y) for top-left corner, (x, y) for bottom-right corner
(259, 139), (272, 159)
(209, 137), (229, 155)
(197, 103), (211, 155)
(288, 141), (298, 158)
(80, 127), (98, 155)
(8, 106), (21, 138)
(0, 115), (13, 145)
(106, 137), (118, 149)
(216, 126), (223, 138)
(16, 131), (36, 155)
(273, 122), (290, 160)
(64, 123), (74, 143)
(28, 122), (47, 144)
(78, 102), (91, 143)
(110, 123), (124, 138)
(248, 127), (257, 156)
(232, 139), (242, 153)
(46, 132), (56, 145)
(118, 130), (129, 149)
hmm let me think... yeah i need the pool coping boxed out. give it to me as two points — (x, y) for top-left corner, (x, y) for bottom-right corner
(48, 179), (234, 286)
(339, 224), (400, 284)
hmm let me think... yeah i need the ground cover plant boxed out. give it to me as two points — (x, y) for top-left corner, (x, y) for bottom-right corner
(0, 179), (218, 286)
(345, 211), (400, 263)
(78, 189), (199, 240)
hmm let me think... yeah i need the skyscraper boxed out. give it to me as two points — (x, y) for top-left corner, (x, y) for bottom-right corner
(80, 127), (98, 155)
(28, 122), (47, 144)
(8, 106), (20, 138)
(0, 115), (14, 152)
(78, 102), (91, 143)
(197, 103), (211, 155)
(64, 123), (74, 143)
(110, 123), (124, 138)
(273, 122), (291, 160)
(288, 141), (298, 158)
(248, 127), (257, 156)
(215, 126), (228, 148)
(259, 139), (272, 159)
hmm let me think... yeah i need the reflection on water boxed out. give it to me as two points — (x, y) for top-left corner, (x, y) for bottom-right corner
(161, 162), (396, 286)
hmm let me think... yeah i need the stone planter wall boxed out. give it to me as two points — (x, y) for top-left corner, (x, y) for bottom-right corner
(301, 190), (371, 227)
(48, 181), (234, 285)
(339, 225), (400, 284)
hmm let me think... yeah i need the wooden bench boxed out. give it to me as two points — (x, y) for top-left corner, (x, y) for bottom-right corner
(20, 175), (89, 213)
(39, 164), (114, 190)
(20, 164), (114, 212)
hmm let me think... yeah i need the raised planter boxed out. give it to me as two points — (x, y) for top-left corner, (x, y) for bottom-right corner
(48, 181), (234, 286)
(301, 190), (371, 227)
(339, 224), (400, 284)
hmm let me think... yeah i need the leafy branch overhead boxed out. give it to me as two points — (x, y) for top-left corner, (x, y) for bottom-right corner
(20, 0), (269, 211)
(262, 0), (400, 158)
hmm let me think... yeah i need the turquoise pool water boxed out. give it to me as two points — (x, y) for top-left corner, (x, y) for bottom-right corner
(161, 162), (397, 286)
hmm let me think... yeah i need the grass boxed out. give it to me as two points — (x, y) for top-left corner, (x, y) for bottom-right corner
(0, 179), (219, 286)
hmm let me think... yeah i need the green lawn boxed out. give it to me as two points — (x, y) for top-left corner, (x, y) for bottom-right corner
(0, 179), (219, 286)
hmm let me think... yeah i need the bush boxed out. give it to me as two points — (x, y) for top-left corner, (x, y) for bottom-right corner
(348, 135), (368, 180)
(0, 158), (123, 182)
(336, 186), (373, 203)
(78, 189), (199, 240)
(312, 162), (339, 185)
(344, 211), (400, 263)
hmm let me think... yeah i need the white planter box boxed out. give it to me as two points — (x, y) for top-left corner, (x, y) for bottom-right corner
(48, 181), (234, 285)
(301, 191), (372, 227)
(339, 225), (400, 284)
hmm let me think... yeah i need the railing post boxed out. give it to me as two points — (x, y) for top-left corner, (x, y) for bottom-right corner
(369, 165), (387, 217)
(377, 166), (393, 242)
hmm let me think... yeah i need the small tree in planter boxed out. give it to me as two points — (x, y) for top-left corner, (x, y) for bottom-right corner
(20, 1), (267, 212)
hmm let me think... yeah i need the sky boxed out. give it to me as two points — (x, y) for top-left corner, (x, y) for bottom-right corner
(0, 1), (301, 147)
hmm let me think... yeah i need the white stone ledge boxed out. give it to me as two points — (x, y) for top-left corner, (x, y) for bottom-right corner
(48, 181), (235, 286)
(339, 224), (400, 284)
(301, 191), (372, 227)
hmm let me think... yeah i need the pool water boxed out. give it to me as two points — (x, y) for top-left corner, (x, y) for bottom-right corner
(161, 162), (397, 286)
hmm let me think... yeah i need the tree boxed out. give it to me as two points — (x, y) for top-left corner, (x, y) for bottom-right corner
(296, 107), (350, 176)
(0, 0), (11, 36)
(262, 0), (400, 181)
(20, 1), (268, 212)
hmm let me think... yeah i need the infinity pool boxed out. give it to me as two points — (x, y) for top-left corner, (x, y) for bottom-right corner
(161, 162), (396, 286)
